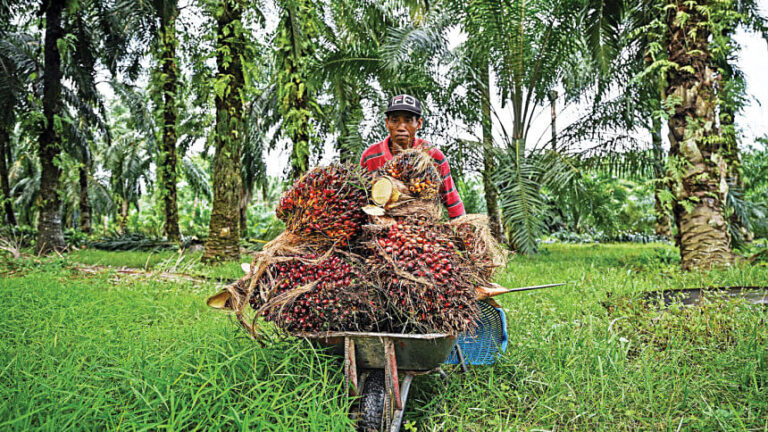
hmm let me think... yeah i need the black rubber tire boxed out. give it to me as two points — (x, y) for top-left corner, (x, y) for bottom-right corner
(357, 370), (386, 432)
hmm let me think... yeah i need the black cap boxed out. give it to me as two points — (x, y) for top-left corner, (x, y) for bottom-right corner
(385, 94), (422, 117)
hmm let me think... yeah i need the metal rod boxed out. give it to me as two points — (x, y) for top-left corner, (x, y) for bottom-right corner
(390, 374), (414, 432)
(506, 282), (566, 293)
(455, 345), (468, 373)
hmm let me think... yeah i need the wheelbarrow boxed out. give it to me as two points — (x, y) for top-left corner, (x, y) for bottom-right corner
(297, 299), (519, 431)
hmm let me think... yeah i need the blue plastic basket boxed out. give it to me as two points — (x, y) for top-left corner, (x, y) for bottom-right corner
(445, 301), (508, 365)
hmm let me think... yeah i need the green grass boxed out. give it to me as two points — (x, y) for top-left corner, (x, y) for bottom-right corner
(0, 258), (352, 431)
(2, 243), (767, 431)
(67, 248), (246, 281)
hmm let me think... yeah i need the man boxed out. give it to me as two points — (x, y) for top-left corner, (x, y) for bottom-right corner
(360, 94), (466, 220)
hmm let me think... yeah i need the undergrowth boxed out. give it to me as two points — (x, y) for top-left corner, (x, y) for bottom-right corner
(1, 243), (767, 431)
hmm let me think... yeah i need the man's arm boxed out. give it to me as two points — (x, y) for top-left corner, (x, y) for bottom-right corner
(431, 149), (466, 219)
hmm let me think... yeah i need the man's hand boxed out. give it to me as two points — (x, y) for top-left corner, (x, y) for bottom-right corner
(390, 141), (404, 156)
(451, 213), (467, 222)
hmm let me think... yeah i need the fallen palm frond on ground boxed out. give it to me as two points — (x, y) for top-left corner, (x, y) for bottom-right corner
(75, 264), (209, 284)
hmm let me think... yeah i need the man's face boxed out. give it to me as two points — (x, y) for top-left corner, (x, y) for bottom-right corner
(385, 111), (423, 147)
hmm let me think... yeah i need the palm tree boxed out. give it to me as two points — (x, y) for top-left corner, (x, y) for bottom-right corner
(9, 144), (40, 226)
(444, 41), (504, 242)
(101, 98), (152, 234)
(319, 0), (409, 162)
(446, 0), (587, 252)
(479, 59), (503, 242)
(78, 149), (93, 233)
(0, 127), (14, 226)
(115, 0), (183, 241)
(36, 0), (68, 253)
(715, 0), (767, 245)
(274, 0), (322, 180)
(14, 0), (130, 253)
(202, 0), (247, 263)
(661, 0), (736, 269)
(240, 94), (270, 238)
(0, 28), (36, 226)
(559, 0), (765, 266)
(155, 1), (182, 242)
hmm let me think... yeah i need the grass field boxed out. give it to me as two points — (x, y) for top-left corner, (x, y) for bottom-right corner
(1, 243), (767, 431)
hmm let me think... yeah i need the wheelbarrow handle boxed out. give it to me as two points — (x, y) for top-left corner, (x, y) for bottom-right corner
(506, 282), (566, 293)
(477, 282), (566, 300)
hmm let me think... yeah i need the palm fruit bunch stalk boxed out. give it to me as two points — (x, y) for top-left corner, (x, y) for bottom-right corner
(250, 253), (388, 333)
(370, 148), (443, 221)
(381, 149), (440, 200)
(449, 215), (508, 281)
(276, 165), (370, 247)
(364, 218), (478, 334)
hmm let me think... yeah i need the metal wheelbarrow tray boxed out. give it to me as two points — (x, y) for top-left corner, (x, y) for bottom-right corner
(299, 331), (457, 370)
(295, 331), (462, 432)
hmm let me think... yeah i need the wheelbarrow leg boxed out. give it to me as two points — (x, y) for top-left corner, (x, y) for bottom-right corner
(344, 337), (359, 396)
(383, 338), (401, 431)
(384, 338), (402, 410)
(454, 344), (468, 373)
(389, 374), (414, 432)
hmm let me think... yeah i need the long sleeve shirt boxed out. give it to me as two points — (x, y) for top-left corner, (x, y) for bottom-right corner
(360, 136), (466, 219)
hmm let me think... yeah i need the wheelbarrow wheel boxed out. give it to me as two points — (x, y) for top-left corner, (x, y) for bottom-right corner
(357, 370), (386, 432)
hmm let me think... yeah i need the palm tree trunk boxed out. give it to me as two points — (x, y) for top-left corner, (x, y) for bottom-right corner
(203, 0), (244, 263)
(78, 165), (91, 233)
(651, 117), (671, 238)
(158, 13), (181, 242)
(118, 199), (129, 235)
(287, 80), (311, 180)
(36, 0), (67, 254)
(0, 127), (17, 226)
(548, 90), (557, 151)
(280, 2), (314, 180)
(664, 0), (735, 270)
(480, 62), (503, 242)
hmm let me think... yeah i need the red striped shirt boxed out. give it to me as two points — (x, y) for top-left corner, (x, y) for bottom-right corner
(360, 137), (466, 219)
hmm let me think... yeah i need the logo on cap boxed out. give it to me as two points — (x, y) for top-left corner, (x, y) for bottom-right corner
(386, 94), (422, 115)
(393, 95), (416, 107)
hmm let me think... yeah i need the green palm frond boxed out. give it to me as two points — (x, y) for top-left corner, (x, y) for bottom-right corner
(583, 0), (624, 90)
(0, 30), (39, 127)
(494, 148), (546, 254)
(111, 81), (157, 148)
(9, 152), (39, 215)
(181, 157), (211, 200)
(727, 186), (767, 248)
(88, 173), (115, 216)
(380, 19), (447, 73)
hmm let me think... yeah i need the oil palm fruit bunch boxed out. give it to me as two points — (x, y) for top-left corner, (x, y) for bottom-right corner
(366, 219), (478, 334)
(276, 165), (370, 246)
(382, 149), (440, 200)
(253, 253), (386, 333)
